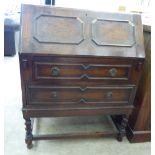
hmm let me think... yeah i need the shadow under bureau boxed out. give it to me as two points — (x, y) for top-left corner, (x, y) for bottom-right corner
(19, 4), (145, 148)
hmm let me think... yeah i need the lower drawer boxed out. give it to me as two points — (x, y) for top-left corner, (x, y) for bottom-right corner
(26, 85), (135, 106)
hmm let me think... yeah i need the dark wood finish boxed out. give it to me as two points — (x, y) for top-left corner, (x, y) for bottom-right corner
(22, 105), (134, 118)
(27, 85), (135, 106)
(24, 118), (33, 149)
(112, 115), (129, 141)
(35, 62), (131, 80)
(33, 131), (117, 140)
(20, 54), (143, 85)
(19, 4), (145, 148)
(20, 5), (145, 58)
(33, 59), (135, 81)
(126, 24), (151, 143)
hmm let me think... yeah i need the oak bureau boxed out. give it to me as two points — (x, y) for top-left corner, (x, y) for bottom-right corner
(19, 4), (145, 148)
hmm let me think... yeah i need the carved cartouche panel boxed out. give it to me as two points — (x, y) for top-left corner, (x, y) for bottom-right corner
(33, 15), (84, 44)
(92, 19), (135, 47)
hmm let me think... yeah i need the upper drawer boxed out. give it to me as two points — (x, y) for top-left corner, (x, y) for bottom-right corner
(19, 55), (143, 85)
(34, 62), (131, 80)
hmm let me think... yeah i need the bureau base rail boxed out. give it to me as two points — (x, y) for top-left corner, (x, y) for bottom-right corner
(33, 131), (117, 141)
(24, 115), (128, 149)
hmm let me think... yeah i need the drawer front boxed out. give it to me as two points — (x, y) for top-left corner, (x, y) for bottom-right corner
(20, 55), (143, 85)
(34, 62), (131, 80)
(27, 85), (135, 106)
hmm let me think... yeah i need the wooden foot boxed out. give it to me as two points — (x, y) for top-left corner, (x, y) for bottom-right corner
(111, 115), (128, 142)
(117, 115), (128, 141)
(26, 140), (33, 149)
(25, 118), (33, 149)
(117, 133), (123, 141)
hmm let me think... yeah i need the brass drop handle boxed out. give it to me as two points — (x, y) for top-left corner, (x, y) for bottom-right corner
(51, 67), (60, 76)
(106, 92), (113, 99)
(109, 68), (117, 77)
(50, 92), (57, 98)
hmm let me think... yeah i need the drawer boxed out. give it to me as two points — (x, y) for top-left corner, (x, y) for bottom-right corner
(20, 55), (143, 85)
(27, 85), (135, 106)
(34, 62), (131, 80)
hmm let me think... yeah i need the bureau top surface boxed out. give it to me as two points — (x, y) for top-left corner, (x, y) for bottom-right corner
(20, 4), (145, 58)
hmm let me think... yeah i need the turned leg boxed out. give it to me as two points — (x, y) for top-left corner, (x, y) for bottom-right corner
(24, 118), (33, 149)
(111, 115), (129, 142)
(117, 115), (128, 142)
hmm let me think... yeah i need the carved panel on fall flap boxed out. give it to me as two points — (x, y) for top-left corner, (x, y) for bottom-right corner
(91, 19), (136, 47)
(33, 15), (84, 44)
